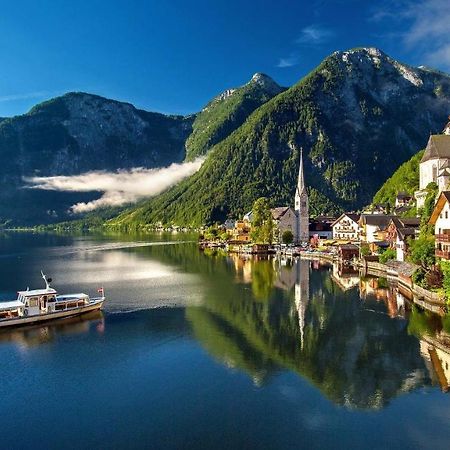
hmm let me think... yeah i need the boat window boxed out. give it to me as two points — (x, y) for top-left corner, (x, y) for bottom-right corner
(29, 299), (38, 308)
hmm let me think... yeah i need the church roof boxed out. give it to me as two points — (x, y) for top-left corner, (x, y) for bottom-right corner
(271, 206), (292, 220)
(420, 135), (450, 163)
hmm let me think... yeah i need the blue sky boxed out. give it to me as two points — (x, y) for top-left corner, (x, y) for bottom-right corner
(0, 0), (448, 117)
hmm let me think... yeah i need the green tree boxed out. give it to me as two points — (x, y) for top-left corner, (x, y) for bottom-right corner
(282, 230), (294, 245)
(420, 181), (439, 234)
(360, 245), (370, 257)
(440, 261), (450, 305)
(250, 197), (274, 244)
(379, 247), (396, 264)
(408, 235), (435, 269)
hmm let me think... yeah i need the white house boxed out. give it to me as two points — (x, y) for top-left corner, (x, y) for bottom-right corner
(359, 214), (393, 243)
(332, 213), (360, 241)
(415, 121), (450, 208)
(429, 191), (450, 260)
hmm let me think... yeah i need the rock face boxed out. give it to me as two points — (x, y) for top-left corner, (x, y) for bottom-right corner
(0, 92), (193, 225)
(113, 48), (450, 227)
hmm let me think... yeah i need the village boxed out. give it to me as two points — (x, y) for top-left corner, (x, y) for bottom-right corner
(200, 119), (450, 316)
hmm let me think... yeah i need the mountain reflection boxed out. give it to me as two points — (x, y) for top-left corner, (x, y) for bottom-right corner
(186, 253), (450, 409)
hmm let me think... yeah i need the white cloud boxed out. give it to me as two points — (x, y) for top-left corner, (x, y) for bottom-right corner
(24, 158), (204, 213)
(277, 55), (299, 68)
(296, 25), (335, 44)
(373, 0), (450, 70)
(0, 91), (50, 103)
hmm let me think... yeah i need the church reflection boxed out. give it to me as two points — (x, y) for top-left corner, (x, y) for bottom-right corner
(187, 252), (450, 409)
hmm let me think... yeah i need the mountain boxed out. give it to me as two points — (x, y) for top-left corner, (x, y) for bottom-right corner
(373, 150), (424, 207)
(111, 48), (450, 228)
(185, 73), (284, 160)
(0, 92), (193, 225)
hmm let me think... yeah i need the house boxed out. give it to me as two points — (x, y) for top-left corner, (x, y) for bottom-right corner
(338, 243), (359, 261)
(224, 219), (236, 230)
(271, 206), (297, 241)
(395, 192), (413, 208)
(232, 219), (252, 243)
(386, 217), (420, 261)
(415, 122), (450, 208)
(359, 214), (394, 243)
(332, 213), (360, 241)
(429, 191), (450, 260)
(309, 217), (333, 240)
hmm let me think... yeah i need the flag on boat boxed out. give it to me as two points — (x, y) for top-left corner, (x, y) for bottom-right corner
(98, 287), (104, 295)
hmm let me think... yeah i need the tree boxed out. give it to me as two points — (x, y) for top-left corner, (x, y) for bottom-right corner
(408, 235), (435, 269)
(250, 197), (274, 244)
(379, 247), (396, 264)
(420, 181), (439, 234)
(360, 245), (370, 257)
(282, 230), (294, 245)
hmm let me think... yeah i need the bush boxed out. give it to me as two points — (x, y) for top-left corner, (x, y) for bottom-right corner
(282, 230), (294, 245)
(440, 261), (450, 302)
(412, 268), (426, 287)
(379, 247), (396, 264)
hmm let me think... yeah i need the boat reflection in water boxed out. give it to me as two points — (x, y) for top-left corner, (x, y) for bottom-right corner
(188, 252), (450, 409)
(0, 310), (105, 349)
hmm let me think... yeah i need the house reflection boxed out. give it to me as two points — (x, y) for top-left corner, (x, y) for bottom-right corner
(331, 262), (359, 291)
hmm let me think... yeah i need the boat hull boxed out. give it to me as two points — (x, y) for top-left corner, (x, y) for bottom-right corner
(0, 299), (105, 328)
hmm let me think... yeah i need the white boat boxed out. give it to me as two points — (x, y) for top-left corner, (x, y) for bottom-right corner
(0, 271), (105, 328)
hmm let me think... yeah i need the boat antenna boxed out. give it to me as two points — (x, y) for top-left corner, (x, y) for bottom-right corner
(41, 270), (52, 290)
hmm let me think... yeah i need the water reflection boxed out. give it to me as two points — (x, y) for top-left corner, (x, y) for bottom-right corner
(0, 310), (104, 350)
(187, 253), (450, 409)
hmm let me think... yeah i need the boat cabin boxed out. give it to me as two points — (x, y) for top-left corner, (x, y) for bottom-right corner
(17, 288), (57, 316)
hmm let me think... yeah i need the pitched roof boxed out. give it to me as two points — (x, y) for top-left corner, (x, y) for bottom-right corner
(429, 191), (450, 224)
(420, 135), (450, 163)
(360, 214), (394, 228)
(331, 213), (360, 227)
(397, 227), (417, 241)
(396, 192), (412, 199)
(271, 206), (291, 220)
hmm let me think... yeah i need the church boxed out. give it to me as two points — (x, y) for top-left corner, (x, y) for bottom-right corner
(415, 119), (450, 209)
(270, 147), (309, 243)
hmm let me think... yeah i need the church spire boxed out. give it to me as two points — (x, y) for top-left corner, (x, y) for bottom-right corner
(297, 147), (306, 194)
(293, 144), (309, 243)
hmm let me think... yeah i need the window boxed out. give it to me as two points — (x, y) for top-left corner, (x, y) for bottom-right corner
(446, 211), (448, 219)
(433, 164), (437, 182)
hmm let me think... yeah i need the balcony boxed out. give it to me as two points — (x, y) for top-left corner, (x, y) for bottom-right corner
(436, 234), (450, 243)
(436, 249), (450, 259)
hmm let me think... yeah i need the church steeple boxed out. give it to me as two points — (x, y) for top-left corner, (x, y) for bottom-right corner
(294, 146), (309, 242)
(296, 147), (306, 196)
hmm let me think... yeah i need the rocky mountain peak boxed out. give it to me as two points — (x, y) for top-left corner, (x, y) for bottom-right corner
(249, 72), (283, 95)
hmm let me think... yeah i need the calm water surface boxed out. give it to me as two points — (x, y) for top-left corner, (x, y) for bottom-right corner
(0, 232), (449, 449)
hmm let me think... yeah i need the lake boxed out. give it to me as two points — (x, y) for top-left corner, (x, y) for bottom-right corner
(0, 232), (449, 449)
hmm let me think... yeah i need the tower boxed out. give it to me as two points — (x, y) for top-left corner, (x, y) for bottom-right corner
(294, 147), (309, 243)
(294, 259), (310, 350)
